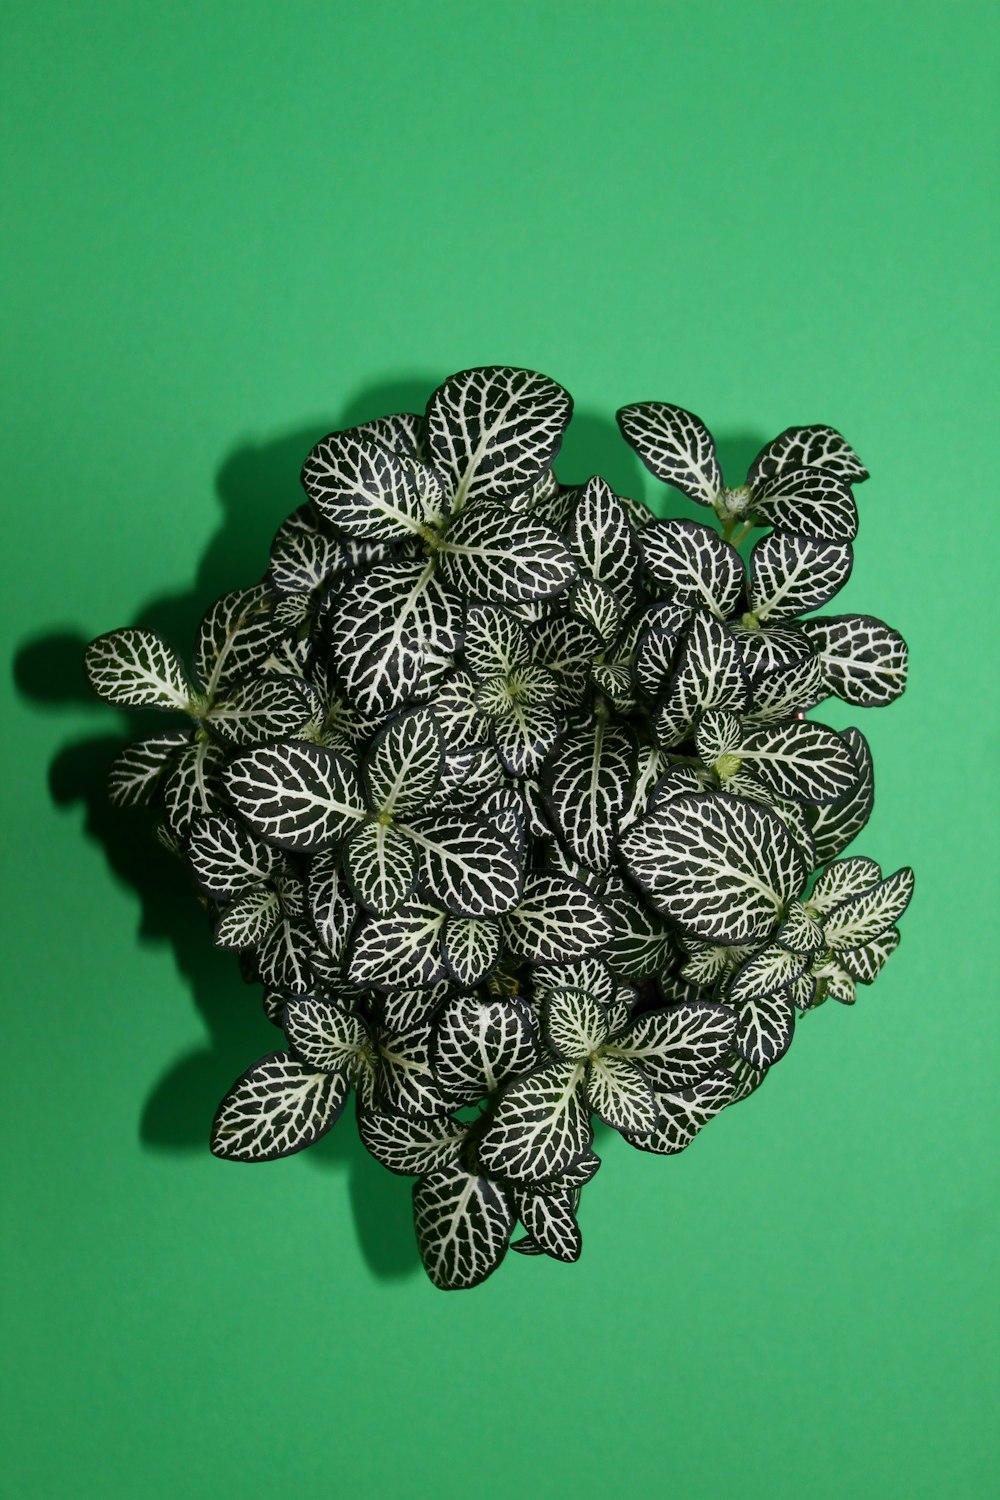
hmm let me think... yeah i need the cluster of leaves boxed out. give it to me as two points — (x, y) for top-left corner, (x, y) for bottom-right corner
(85, 367), (913, 1290)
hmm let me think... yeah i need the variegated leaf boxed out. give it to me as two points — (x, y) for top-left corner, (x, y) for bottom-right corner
(807, 854), (883, 915)
(571, 476), (642, 595)
(746, 653), (825, 722)
(344, 820), (418, 915)
(801, 615), (909, 707)
(376, 1023), (447, 1116)
(193, 585), (280, 698)
(616, 402), (722, 506)
(624, 1067), (733, 1154)
(840, 926), (901, 984)
(812, 955), (857, 1005)
(85, 628), (192, 712)
(211, 1052), (349, 1161)
(608, 1002), (736, 1089)
(162, 737), (226, 840)
(429, 671), (489, 751)
(342, 411), (424, 458)
(215, 886), (281, 949)
(188, 814), (283, 900)
(258, 917), (316, 993)
(431, 993), (538, 1105)
(362, 705), (444, 816)
(207, 674), (314, 744)
(491, 694), (561, 779)
(107, 732), (188, 808)
(658, 613), (751, 742)
(301, 432), (436, 540)
(439, 504), (576, 605)
(603, 881), (677, 979)
(641, 519), (743, 619)
(727, 945), (810, 1006)
(775, 898), (825, 955)
(283, 997), (365, 1072)
(634, 602), (693, 699)
(747, 425), (869, 487)
(358, 1107), (467, 1176)
(378, 983), (451, 1033)
(733, 622), (811, 681)
(463, 604), (530, 678)
(404, 812), (522, 917)
(269, 505), (343, 596)
(348, 902), (448, 989)
(531, 613), (602, 711)
(413, 1160), (514, 1291)
(441, 916), (502, 987)
(477, 787), (527, 860)
(570, 576), (622, 647)
(544, 721), (634, 870)
(503, 873), (612, 964)
(533, 955), (615, 1009)
(822, 867), (914, 952)
(734, 989), (796, 1068)
(425, 366), (572, 509)
(808, 727), (875, 863)
(695, 709), (744, 766)
(516, 1188), (582, 1262)
(680, 941), (750, 987)
(225, 741), (366, 852)
(307, 850), (357, 960)
(477, 1061), (592, 1183)
(621, 792), (807, 945)
(542, 986), (610, 1060)
(331, 558), (459, 716)
(737, 719), (858, 804)
(584, 1054), (659, 1133)
(748, 532), (854, 621)
(750, 467), (858, 541)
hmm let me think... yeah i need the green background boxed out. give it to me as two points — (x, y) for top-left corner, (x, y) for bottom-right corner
(3, 2), (997, 1496)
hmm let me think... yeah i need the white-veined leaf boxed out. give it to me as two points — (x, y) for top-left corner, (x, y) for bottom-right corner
(283, 997), (365, 1072)
(348, 902), (448, 989)
(327, 559), (440, 716)
(733, 989), (796, 1068)
(641, 519), (743, 618)
(439, 504), (576, 605)
(812, 954), (857, 1005)
(807, 855), (883, 915)
(542, 987), (610, 1060)
(748, 532), (854, 621)
(477, 1061), (592, 1183)
(463, 604), (530, 678)
(840, 926), (901, 984)
(747, 425), (869, 488)
(341, 411), (424, 459)
(193, 584), (280, 697)
(544, 721), (634, 870)
(695, 709), (744, 766)
(269, 505), (343, 596)
(107, 732), (188, 808)
(491, 694), (561, 778)
(657, 613), (751, 743)
(533, 955), (614, 1008)
(477, 787), (527, 861)
(258, 917), (316, 993)
(584, 1054), (659, 1134)
(429, 671), (489, 751)
(188, 814), (283, 900)
(624, 1067), (733, 1155)
(343, 820), (418, 915)
(746, 653), (825, 722)
(774, 898), (825, 955)
(738, 718), (858, 804)
(733, 622), (811, 681)
(608, 1002), (736, 1089)
(301, 432), (435, 540)
(85, 628), (192, 711)
(570, 576), (623, 648)
(362, 706), (444, 817)
(571, 475), (641, 596)
(425, 365), (572, 509)
(215, 886), (281, 949)
(358, 1107), (467, 1176)
(589, 662), (635, 713)
(801, 615), (909, 707)
(531, 613), (602, 711)
(634, 602), (693, 699)
(502, 873), (613, 964)
(750, 467), (858, 541)
(162, 737), (226, 840)
(431, 993), (538, 1105)
(207, 674), (314, 744)
(224, 741), (366, 852)
(808, 727), (875, 863)
(602, 881), (677, 978)
(616, 402), (722, 506)
(377, 982), (451, 1033)
(413, 1160), (514, 1290)
(441, 916), (502, 987)
(516, 1188), (582, 1262)
(822, 867), (914, 952)
(620, 792), (807, 945)
(306, 850), (357, 960)
(376, 1023), (447, 1116)
(680, 941), (750, 987)
(404, 813), (523, 917)
(727, 945), (810, 1006)
(211, 1052), (349, 1161)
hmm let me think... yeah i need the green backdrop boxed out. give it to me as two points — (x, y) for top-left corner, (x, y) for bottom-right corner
(3, 3), (997, 1496)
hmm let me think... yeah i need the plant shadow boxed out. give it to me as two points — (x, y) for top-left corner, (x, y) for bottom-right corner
(12, 369), (767, 1283)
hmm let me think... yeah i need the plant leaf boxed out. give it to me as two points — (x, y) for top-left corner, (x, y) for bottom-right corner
(634, 602), (693, 698)
(542, 987), (610, 1061)
(343, 820), (419, 915)
(307, 850), (357, 960)
(358, 1107), (467, 1176)
(85, 628), (192, 711)
(441, 916), (502, 987)
(348, 902), (448, 989)
(571, 476), (642, 595)
(328, 559), (453, 717)
(641, 520), (743, 619)
(162, 737), (227, 840)
(839, 926), (901, 984)
(750, 467), (858, 541)
(748, 532), (854, 621)
(403, 813), (523, 917)
(301, 432), (437, 540)
(193, 584), (279, 698)
(413, 1160), (514, 1290)
(477, 1061), (592, 1183)
(733, 990), (796, 1069)
(821, 867), (914, 952)
(502, 873), (613, 964)
(624, 1067), (733, 1155)
(737, 718), (859, 804)
(376, 1024), (447, 1116)
(188, 814), (284, 900)
(283, 997), (365, 1071)
(107, 732), (188, 808)
(658, 613), (751, 743)
(224, 741), (366, 852)
(257, 917), (316, 994)
(463, 604), (530, 678)
(439, 504), (576, 605)
(808, 727), (875, 863)
(531, 614), (602, 711)
(207, 675), (315, 744)
(807, 854), (883, 915)
(425, 366), (572, 509)
(211, 1052), (349, 1161)
(616, 402), (722, 506)
(362, 705), (444, 817)
(746, 654), (825, 722)
(584, 1054), (659, 1133)
(747, 425), (869, 487)
(215, 886), (282, 949)
(608, 1002), (737, 1089)
(801, 615), (909, 707)
(621, 792), (807, 945)
(516, 1188), (582, 1262)
(431, 993), (538, 1105)
(544, 721), (634, 871)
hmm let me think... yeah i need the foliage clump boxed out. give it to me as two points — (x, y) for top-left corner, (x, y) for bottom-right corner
(85, 367), (912, 1289)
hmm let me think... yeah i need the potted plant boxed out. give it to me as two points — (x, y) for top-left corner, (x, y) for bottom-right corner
(85, 366), (912, 1289)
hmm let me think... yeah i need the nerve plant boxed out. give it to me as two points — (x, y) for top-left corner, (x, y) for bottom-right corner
(85, 366), (912, 1290)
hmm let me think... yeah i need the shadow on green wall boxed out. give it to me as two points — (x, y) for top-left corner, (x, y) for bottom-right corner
(12, 372), (766, 1282)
